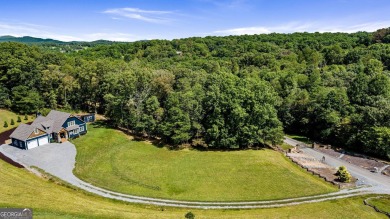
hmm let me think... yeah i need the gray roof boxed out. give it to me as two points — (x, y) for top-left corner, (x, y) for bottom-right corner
(46, 110), (71, 133)
(10, 110), (76, 141)
(31, 116), (54, 133)
(10, 124), (44, 141)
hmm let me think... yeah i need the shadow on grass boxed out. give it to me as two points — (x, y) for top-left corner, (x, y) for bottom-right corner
(93, 120), (270, 152)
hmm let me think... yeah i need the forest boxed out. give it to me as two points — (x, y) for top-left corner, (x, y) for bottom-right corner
(0, 28), (390, 158)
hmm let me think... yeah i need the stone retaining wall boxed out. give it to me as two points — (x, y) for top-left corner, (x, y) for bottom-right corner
(363, 196), (390, 217)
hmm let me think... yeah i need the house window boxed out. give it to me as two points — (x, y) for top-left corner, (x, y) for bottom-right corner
(34, 128), (39, 134)
(80, 126), (84, 132)
(14, 140), (19, 147)
(74, 128), (79, 134)
(67, 121), (76, 127)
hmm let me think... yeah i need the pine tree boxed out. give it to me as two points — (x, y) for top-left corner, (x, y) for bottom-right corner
(3, 121), (8, 128)
(24, 114), (28, 120)
(17, 116), (21, 123)
(10, 119), (15, 126)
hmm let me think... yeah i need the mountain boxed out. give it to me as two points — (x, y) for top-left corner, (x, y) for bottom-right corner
(0, 36), (67, 44)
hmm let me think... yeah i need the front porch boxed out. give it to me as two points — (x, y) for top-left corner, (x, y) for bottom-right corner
(53, 128), (68, 143)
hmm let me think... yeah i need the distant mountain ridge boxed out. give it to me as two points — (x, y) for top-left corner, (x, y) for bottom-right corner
(0, 35), (115, 44)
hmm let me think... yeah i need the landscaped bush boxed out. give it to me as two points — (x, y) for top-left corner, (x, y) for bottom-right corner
(3, 121), (8, 128)
(185, 212), (195, 219)
(17, 116), (21, 123)
(336, 166), (352, 183)
(10, 119), (15, 126)
(24, 115), (28, 120)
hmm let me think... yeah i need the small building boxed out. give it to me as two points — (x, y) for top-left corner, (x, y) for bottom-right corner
(76, 113), (95, 123)
(10, 110), (87, 150)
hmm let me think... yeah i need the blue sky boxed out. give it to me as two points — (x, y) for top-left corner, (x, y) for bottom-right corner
(0, 0), (390, 41)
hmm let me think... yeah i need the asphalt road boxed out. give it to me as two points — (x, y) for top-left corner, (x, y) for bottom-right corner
(284, 137), (390, 195)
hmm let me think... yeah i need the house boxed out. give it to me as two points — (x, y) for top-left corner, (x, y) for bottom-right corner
(10, 110), (87, 150)
(76, 113), (95, 123)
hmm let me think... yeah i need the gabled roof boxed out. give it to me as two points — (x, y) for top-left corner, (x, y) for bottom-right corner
(46, 110), (71, 133)
(31, 116), (54, 133)
(10, 124), (45, 141)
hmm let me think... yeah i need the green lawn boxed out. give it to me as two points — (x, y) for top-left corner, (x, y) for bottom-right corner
(279, 142), (294, 150)
(286, 134), (312, 144)
(0, 109), (34, 133)
(0, 159), (385, 219)
(367, 196), (390, 214)
(73, 123), (337, 201)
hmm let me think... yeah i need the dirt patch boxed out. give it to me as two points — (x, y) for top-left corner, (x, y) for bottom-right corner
(317, 148), (343, 158)
(316, 147), (389, 174)
(310, 167), (338, 182)
(382, 166), (390, 176)
(341, 154), (386, 171)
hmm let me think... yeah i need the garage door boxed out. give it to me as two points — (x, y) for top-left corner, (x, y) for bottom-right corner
(38, 136), (49, 146)
(27, 139), (38, 149)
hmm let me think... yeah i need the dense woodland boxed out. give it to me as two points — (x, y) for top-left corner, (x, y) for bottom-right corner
(1, 28), (390, 158)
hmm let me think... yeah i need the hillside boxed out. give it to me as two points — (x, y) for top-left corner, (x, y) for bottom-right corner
(0, 28), (390, 158)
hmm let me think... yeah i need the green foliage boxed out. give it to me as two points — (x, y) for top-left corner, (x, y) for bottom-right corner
(3, 121), (8, 128)
(185, 212), (195, 219)
(17, 116), (21, 123)
(24, 114), (28, 120)
(10, 119), (15, 126)
(1, 29), (390, 155)
(336, 166), (352, 183)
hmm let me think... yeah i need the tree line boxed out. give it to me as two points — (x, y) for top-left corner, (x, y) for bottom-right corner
(0, 28), (389, 158)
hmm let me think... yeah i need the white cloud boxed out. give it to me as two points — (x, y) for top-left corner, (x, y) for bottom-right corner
(213, 20), (390, 36)
(103, 7), (174, 23)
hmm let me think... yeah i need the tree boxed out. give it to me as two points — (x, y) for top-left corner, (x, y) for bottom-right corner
(24, 114), (28, 120)
(336, 166), (352, 183)
(10, 119), (15, 126)
(17, 116), (21, 123)
(3, 121), (8, 128)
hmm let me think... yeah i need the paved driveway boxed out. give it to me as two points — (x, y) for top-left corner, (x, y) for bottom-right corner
(0, 142), (76, 182)
(284, 137), (390, 194)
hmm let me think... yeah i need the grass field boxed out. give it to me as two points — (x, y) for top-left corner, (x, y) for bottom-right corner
(73, 123), (337, 201)
(367, 196), (390, 214)
(286, 134), (312, 144)
(279, 142), (294, 150)
(0, 109), (34, 133)
(0, 159), (385, 218)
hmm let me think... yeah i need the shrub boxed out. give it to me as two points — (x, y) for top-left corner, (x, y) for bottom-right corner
(3, 121), (8, 128)
(336, 166), (352, 183)
(185, 212), (195, 219)
(24, 114), (28, 120)
(10, 119), (15, 125)
(17, 116), (21, 123)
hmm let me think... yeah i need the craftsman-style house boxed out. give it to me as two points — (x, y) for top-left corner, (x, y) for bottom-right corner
(10, 110), (87, 150)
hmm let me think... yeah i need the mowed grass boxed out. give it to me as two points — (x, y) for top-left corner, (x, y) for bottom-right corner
(286, 134), (312, 144)
(0, 109), (34, 133)
(74, 124), (337, 201)
(0, 159), (386, 219)
(367, 196), (390, 214)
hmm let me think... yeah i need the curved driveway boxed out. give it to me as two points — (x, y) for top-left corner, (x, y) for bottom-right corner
(0, 141), (388, 209)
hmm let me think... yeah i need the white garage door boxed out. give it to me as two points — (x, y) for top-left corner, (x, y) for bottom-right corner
(38, 136), (49, 146)
(27, 139), (38, 149)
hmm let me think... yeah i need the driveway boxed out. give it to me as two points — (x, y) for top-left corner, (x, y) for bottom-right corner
(284, 137), (390, 195)
(0, 141), (388, 209)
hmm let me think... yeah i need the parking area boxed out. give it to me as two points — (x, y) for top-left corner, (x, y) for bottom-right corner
(0, 142), (76, 181)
